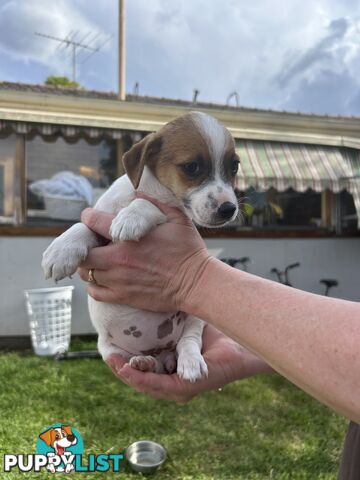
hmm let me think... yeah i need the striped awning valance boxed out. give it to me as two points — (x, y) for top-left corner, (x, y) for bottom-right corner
(0, 120), (143, 142)
(236, 141), (360, 192)
(236, 140), (360, 227)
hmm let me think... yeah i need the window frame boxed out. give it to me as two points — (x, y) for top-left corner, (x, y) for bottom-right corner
(1, 131), (128, 228)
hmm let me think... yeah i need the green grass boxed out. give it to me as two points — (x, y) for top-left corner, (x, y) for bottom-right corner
(0, 340), (348, 479)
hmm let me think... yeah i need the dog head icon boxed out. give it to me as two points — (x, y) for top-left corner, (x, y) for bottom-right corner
(39, 425), (77, 455)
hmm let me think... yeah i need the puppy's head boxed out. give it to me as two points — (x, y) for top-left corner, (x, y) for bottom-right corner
(123, 111), (239, 227)
(39, 426), (77, 449)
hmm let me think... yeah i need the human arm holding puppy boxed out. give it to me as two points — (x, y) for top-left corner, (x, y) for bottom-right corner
(79, 200), (360, 422)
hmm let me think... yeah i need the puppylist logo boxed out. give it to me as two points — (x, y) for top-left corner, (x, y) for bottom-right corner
(4, 423), (123, 474)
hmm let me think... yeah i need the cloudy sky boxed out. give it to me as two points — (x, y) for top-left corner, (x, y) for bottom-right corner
(0, 0), (360, 116)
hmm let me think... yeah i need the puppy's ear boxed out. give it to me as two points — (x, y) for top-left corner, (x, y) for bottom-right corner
(62, 426), (72, 436)
(39, 429), (55, 446)
(122, 133), (162, 189)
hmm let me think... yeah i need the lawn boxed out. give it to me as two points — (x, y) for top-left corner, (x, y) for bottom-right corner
(0, 339), (348, 480)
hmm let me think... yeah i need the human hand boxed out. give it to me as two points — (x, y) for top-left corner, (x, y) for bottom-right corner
(78, 195), (212, 312)
(105, 325), (273, 403)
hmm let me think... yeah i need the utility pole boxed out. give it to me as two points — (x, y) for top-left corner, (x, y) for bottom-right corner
(118, 0), (126, 100)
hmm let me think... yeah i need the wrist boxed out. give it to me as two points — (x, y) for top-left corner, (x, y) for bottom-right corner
(181, 256), (226, 316)
(174, 248), (213, 312)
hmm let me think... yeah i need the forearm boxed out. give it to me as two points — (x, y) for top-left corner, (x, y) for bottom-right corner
(184, 258), (360, 421)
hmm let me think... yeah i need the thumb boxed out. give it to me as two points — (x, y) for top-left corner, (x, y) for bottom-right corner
(81, 208), (114, 239)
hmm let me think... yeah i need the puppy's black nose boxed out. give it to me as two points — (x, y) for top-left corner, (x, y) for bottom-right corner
(217, 202), (236, 219)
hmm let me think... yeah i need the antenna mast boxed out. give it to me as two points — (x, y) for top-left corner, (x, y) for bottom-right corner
(118, 0), (126, 100)
(35, 31), (111, 82)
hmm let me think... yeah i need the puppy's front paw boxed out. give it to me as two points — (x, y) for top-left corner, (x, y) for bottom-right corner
(110, 210), (154, 242)
(177, 352), (208, 382)
(42, 239), (87, 282)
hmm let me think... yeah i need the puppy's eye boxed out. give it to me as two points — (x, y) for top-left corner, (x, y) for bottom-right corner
(231, 157), (239, 175)
(182, 161), (201, 177)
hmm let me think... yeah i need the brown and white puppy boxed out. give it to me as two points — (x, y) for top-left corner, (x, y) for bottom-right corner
(42, 112), (239, 382)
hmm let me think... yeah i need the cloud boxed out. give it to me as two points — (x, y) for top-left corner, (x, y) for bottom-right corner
(275, 14), (360, 114)
(282, 68), (359, 115)
(1, 0), (360, 115)
(0, 0), (112, 78)
(124, 0), (360, 114)
(276, 17), (350, 88)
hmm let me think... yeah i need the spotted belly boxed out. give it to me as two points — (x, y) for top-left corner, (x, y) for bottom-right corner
(106, 309), (187, 357)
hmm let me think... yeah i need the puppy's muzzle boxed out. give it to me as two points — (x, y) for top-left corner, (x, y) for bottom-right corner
(67, 435), (76, 443)
(217, 202), (237, 220)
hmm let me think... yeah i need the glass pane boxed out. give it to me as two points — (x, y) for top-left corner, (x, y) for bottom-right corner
(234, 187), (323, 229)
(0, 134), (16, 224)
(340, 191), (357, 233)
(26, 135), (117, 225)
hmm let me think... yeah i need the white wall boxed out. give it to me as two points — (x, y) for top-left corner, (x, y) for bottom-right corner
(205, 237), (360, 300)
(1, 236), (360, 336)
(0, 237), (94, 336)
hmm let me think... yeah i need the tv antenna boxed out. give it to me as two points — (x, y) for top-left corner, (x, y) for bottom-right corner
(227, 91), (240, 107)
(35, 31), (113, 83)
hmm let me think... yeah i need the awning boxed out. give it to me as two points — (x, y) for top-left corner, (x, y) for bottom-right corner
(236, 140), (360, 227)
(0, 120), (143, 142)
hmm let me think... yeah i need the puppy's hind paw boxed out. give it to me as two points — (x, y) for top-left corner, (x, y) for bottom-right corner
(177, 353), (208, 383)
(129, 355), (158, 372)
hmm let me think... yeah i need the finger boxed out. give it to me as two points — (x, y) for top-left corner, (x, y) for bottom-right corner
(118, 366), (166, 396)
(77, 266), (90, 283)
(81, 208), (114, 239)
(136, 192), (190, 224)
(77, 267), (105, 287)
(86, 284), (118, 303)
(77, 265), (115, 286)
(82, 268), (153, 291)
(118, 364), (193, 402)
(80, 244), (121, 270)
(106, 354), (127, 374)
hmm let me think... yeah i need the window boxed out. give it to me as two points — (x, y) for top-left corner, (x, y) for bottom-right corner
(230, 187), (357, 233)
(0, 134), (16, 224)
(26, 135), (117, 225)
(340, 190), (357, 233)
(238, 187), (322, 229)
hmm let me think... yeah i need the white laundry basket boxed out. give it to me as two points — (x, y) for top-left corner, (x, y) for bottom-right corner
(44, 194), (88, 221)
(24, 286), (74, 356)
